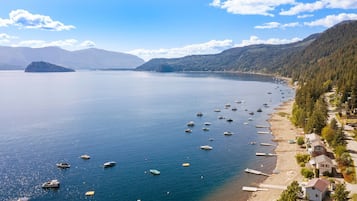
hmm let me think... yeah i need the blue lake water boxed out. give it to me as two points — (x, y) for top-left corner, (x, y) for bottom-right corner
(0, 71), (294, 201)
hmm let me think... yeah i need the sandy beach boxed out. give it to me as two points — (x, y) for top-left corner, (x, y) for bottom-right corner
(247, 100), (305, 201)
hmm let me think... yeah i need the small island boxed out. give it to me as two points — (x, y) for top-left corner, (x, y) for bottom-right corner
(25, 61), (75, 73)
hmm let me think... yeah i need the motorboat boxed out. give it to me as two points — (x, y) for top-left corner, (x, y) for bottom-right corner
(226, 118), (233, 122)
(182, 163), (190, 167)
(80, 154), (91, 160)
(223, 131), (233, 136)
(187, 121), (195, 127)
(202, 127), (210, 131)
(196, 112), (203, 117)
(200, 145), (213, 150)
(203, 122), (212, 126)
(104, 161), (116, 168)
(56, 162), (70, 169)
(185, 129), (192, 133)
(214, 109), (221, 112)
(42, 179), (60, 189)
(218, 116), (225, 120)
(85, 191), (95, 196)
(149, 169), (161, 175)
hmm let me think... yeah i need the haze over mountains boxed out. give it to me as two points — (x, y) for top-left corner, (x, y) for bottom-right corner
(0, 46), (145, 70)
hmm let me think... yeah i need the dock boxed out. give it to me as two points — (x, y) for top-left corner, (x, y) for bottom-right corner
(256, 152), (277, 157)
(242, 186), (268, 192)
(257, 131), (271, 134)
(244, 168), (269, 176)
(255, 125), (270, 128)
(260, 143), (274, 146)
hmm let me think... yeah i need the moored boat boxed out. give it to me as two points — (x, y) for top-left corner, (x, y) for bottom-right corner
(202, 127), (210, 131)
(182, 163), (190, 167)
(187, 121), (195, 127)
(200, 145), (213, 150)
(85, 191), (95, 196)
(56, 162), (70, 169)
(149, 169), (161, 175)
(203, 122), (212, 126)
(42, 179), (60, 189)
(104, 161), (116, 168)
(185, 129), (192, 133)
(223, 131), (233, 136)
(80, 154), (91, 160)
(196, 112), (203, 117)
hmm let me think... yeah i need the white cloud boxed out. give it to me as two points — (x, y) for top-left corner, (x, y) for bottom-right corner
(128, 39), (234, 61)
(304, 13), (357, 27)
(0, 33), (18, 44)
(235, 35), (301, 47)
(128, 37), (303, 61)
(13, 39), (95, 50)
(297, 14), (314, 18)
(255, 22), (300, 29)
(80, 40), (96, 48)
(0, 18), (12, 27)
(0, 9), (75, 31)
(209, 0), (295, 16)
(325, 0), (357, 9)
(280, 1), (325, 15)
(280, 0), (357, 16)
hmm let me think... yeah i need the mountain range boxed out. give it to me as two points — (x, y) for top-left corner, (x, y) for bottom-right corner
(136, 20), (356, 76)
(0, 47), (144, 70)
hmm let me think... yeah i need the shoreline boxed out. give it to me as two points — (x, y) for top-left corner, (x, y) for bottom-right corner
(247, 99), (304, 201)
(203, 99), (304, 201)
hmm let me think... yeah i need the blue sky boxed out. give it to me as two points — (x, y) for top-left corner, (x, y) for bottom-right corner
(0, 0), (357, 60)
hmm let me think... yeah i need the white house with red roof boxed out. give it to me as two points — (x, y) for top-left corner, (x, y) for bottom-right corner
(303, 178), (330, 201)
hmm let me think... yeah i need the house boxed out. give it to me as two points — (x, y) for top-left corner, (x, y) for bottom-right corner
(310, 140), (327, 157)
(309, 155), (334, 176)
(303, 178), (330, 201)
(305, 133), (321, 144)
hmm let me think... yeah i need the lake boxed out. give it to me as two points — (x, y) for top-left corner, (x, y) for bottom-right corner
(0, 71), (293, 201)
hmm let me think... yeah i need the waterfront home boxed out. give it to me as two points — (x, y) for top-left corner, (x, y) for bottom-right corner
(305, 133), (321, 147)
(309, 141), (327, 157)
(309, 155), (334, 176)
(302, 178), (330, 201)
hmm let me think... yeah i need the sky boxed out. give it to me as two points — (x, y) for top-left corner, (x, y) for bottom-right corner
(0, 0), (357, 61)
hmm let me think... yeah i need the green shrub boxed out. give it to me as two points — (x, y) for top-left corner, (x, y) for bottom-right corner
(301, 167), (314, 179)
(296, 153), (310, 164)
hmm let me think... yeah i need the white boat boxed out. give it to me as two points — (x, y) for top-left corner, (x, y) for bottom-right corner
(187, 121), (195, 127)
(223, 131), (233, 136)
(42, 179), (60, 189)
(104, 161), (116, 168)
(200, 145), (213, 150)
(202, 127), (210, 131)
(85, 191), (95, 196)
(208, 138), (215, 141)
(56, 162), (70, 169)
(149, 169), (160, 175)
(224, 104), (231, 108)
(203, 122), (212, 126)
(244, 168), (269, 176)
(80, 154), (91, 160)
(185, 129), (192, 133)
(214, 109), (221, 112)
(182, 163), (190, 167)
(260, 143), (274, 146)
